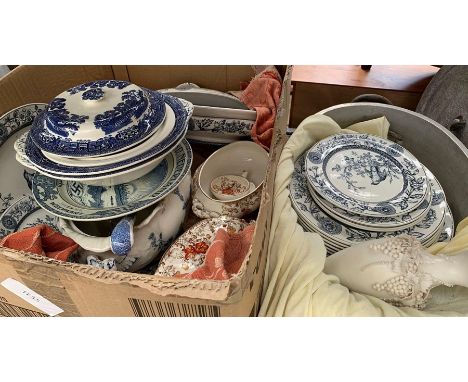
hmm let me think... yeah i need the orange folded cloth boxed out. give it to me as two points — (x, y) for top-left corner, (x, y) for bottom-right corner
(239, 67), (282, 150)
(0, 224), (79, 262)
(178, 224), (256, 280)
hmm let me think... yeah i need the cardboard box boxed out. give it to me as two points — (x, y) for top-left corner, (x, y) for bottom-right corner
(0, 65), (291, 316)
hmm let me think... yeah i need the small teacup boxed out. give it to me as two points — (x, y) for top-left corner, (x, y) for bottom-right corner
(210, 174), (255, 201)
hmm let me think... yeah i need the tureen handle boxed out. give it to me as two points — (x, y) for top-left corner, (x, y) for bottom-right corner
(110, 216), (135, 256)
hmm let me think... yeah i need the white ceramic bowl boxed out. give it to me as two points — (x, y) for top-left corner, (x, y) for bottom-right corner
(192, 166), (262, 219)
(199, 141), (268, 201)
(191, 141), (268, 218)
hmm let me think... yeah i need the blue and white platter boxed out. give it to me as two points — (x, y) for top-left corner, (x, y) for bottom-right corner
(291, 154), (451, 252)
(307, 174), (433, 231)
(0, 103), (58, 238)
(305, 133), (428, 217)
(31, 139), (192, 221)
(23, 94), (190, 176)
(0, 195), (58, 237)
(29, 80), (167, 158)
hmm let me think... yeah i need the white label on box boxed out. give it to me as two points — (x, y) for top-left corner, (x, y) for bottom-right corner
(0, 278), (64, 316)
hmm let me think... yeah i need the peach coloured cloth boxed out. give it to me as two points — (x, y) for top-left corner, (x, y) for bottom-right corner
(0, 224), (78, 262)
(178, 224), (256, 280)
(239, 67), (282, 150)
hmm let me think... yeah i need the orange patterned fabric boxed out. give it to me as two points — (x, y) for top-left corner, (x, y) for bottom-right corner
(178, 224), (256, 280)
(239, 67), (282, 150)
(0, 224), (78, 262)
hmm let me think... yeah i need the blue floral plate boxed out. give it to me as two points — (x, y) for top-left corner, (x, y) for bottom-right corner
(31, 139), (192, 221)
(22, 95), (191, 176)
(305, 134), (428, 217)
(307, 178), (432, 232)
(0, 195), (58, 237)
(0, 103), (58, 238)
(291, 154), (448, 249)
(29, 80), (167, 158)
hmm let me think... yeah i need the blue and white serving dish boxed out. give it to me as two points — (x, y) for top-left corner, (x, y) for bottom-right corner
(16, 95), (192, 186)
(39, 95), (192, 169)
(305, 133), (428, 218)
(0, 103), (58, 238)
(0, 195), (58, 237)
(159, 83), (250, 110)
(31, 139), (192, 221)
(29, 80), (167, 158)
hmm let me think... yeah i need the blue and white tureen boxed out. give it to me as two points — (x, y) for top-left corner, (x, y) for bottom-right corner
(29, 80), (166, 158)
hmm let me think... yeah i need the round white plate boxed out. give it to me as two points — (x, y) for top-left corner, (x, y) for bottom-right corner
(307, 166), (442, 232)
(305, 133), (428, 217)
(291, 153), (446, 247)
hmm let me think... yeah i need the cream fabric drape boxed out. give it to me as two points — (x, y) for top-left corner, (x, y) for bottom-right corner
(259, 114), (468, 316)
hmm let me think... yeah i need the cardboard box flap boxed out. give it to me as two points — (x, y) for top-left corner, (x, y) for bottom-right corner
(0, 65), (115, 116)
(0, 248), (232, 301)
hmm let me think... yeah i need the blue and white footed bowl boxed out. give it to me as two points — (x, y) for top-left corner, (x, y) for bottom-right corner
(29, 80), (167, 158)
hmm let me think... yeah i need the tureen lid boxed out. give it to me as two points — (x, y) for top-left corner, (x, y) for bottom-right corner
(30, 80), (167, 158)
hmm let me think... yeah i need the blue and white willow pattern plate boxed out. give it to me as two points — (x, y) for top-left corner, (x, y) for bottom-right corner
(31, 139), (192, 221)
(0, 103), (58, 238)
(291, 154), (448, 248)
(305, 133), (428, 217)
(29, 80), (166, 158)
(23, 94), (190, 176)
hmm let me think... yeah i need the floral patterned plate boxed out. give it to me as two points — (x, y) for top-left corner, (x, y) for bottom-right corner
(0, 195), (58, 237)
(291, 154), (446, 248)
(189, 116), (253, 137)
(0, 103), (58, 238)
(307, 166), (444, 232)
(305, 134), (428, 217)
(155, 217), (251, 277)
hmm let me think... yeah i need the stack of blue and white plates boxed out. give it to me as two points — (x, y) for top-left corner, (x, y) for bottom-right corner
(14, 80), (193, 221)
(290, 133), (454, 254)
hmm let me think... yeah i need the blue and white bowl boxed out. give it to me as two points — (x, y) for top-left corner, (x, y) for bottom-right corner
(29, 80), (167, 158)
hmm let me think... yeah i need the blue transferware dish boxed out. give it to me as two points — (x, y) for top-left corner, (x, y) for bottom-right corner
(23, 95), (190, 178)
(305, 133), (428, 217)
(291, 154), (450, 250)
(29, 80), (167, 158)
(0, 103), (58, 238)
(31, 139), (192, 221)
